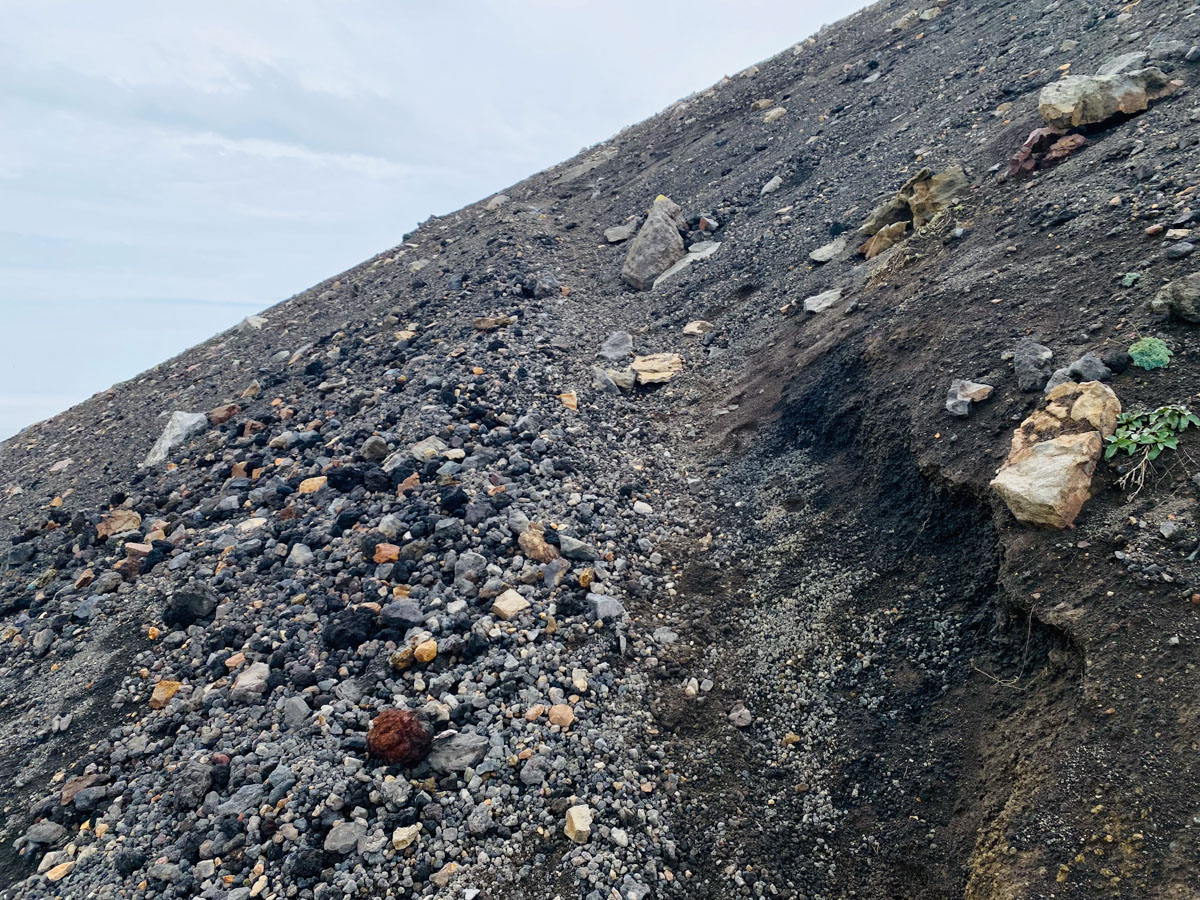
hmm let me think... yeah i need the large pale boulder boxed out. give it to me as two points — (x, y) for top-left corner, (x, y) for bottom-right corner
(1038, 68), (1178, 130)
(991, 432), (1102, 528)
(991, 381), (1120, 528)
(621, 196), (687, 291)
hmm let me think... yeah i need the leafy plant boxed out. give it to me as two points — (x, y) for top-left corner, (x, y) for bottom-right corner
(1129, 336), (1172, 370)
(1105, 404), (1200, 494)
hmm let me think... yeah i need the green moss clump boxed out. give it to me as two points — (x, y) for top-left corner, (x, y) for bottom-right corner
(1129, 337), (1172, 371)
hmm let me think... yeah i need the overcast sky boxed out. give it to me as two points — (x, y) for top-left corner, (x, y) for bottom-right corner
(0, 0), (862, 440)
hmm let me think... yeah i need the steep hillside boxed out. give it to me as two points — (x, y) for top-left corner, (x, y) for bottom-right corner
(4, 1), (1200, 897)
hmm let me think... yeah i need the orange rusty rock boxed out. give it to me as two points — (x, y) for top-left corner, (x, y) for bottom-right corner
(374, 543), (400, 564)
(150, 680), (182, 709)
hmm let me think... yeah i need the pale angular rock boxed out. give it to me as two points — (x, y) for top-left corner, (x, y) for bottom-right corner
(860, 167), (967, 237)
(1039, 68), (1178, 129)
(991, 381), (1120, 527)
(141, 411), (209, 467)
(652, 241), (722, 288)
(605, 369), (635, 390)
(564, 805), (593, 843)
(621, 196), (687, 290)
(604, 219), (640, 243)
(1096, 52), (1146, 76)
(492, 589), (530, 620)
(286, 543), (314, 567)
(631, 353), (685, 385)
(392, 824), (421, 850)
(231, 662), (270, 701)
(859, 221), (908, 259)
(409, 435), (448, 461)
(803, 288), (843, 313)
(96, 509), (142, 539)
(682, 320), (714, 336)
(991, 432), (1102, 528)
(809, 235), (847, 264)
(428, 731), (489, 774)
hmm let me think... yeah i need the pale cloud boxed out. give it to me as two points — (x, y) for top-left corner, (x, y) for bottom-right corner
(166, 133), (424, 180)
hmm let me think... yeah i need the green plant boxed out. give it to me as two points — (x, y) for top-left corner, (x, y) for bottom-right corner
(1129, 336), (1172, 370)
(1105, 404), (1200, 494)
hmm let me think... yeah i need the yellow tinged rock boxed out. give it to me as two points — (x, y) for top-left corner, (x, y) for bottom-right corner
(45, 861), (74, 882)
(414, 639), (438, 664)
(548, 704), (575, 727)
(631, 353), (685, 385)
(392, 824), (421, 850)
(763, 107), (787, 123)
(150, 680), (182, 709)
(298, 476), (327, 495)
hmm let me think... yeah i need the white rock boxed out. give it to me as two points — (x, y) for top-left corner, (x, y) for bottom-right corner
(803, 288), (843, 314)
(141, 411), (209, 467)
(492, 589), (530, 620)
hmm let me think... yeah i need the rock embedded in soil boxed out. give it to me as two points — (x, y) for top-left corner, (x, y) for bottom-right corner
(491, 589), (530, 620)
(1013, 338), (1054, 391)
(427, 730), (489, 774)
(1150, 271), (1200, 322)
(991, 381), (1121, 527)
(809, 235), (847, 264)
(1038, 67), (1179, 129)
(631, 353), (685, 385)
(945, 379), (993, 416)
(804, 287), (843, 313)
(324, 821), (366, 855)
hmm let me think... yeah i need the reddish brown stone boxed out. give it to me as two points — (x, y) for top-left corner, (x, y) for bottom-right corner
(373, 543), (400, 564)
(367, 709), (432, 766)
(208, 403), (240, 425)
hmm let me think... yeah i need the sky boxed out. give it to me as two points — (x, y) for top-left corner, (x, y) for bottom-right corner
(0, 0), (862, 441)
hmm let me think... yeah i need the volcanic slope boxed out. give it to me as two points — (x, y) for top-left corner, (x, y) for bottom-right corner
(5, 1), (1200, 898)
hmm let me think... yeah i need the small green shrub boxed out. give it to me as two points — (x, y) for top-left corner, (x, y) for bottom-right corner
(1129, 336), (1172, 370)
(1105, 404), (1199, 494)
